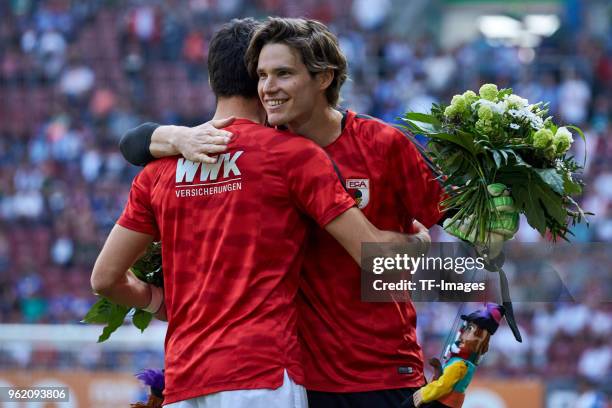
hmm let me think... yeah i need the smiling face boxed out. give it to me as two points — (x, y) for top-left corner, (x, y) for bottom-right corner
(256, 42), (327, 130)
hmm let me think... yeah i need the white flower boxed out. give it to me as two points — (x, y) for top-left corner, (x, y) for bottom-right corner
(555, 126), (573, 140)
(509, 123), (520, 129)
(505, 94), (529, 109)
(472, 99), (505, 115)
(507, 107), (543, 130)
(529, 114), (544, 130)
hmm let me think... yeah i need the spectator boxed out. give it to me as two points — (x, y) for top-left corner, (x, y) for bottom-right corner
(558, 68), (592, 124)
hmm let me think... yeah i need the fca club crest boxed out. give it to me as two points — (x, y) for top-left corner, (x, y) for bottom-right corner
(346, 179), (370, 209)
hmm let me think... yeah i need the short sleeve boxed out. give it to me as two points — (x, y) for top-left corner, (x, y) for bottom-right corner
(391, 131), (445, 229)
(284, 140), (355, 227)
(117, 168), (160, 238)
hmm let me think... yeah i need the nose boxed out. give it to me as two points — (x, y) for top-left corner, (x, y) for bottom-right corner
(262, 75), (278, 94)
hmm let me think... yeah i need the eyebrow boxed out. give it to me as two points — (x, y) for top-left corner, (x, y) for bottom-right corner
(257, 65), (294, 74)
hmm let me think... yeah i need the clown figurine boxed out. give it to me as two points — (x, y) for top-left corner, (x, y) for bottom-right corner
(131, 369), (164, 408)
(408, 303), (505, 408)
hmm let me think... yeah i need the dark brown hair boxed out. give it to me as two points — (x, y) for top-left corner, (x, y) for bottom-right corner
(245, 17), (348, 106)
(208, 18), (260, 98)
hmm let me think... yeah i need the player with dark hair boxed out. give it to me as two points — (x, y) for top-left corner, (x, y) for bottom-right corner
(93, 18), (428, 408)
(208, 17), (259, 98)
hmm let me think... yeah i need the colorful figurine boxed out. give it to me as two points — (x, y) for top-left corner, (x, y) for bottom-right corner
(407, 303), (505, 408)
(131, 369), (164, 408)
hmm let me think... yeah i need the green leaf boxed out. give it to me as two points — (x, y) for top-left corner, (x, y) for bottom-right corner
(132, 309), (153, 332)
(567, 196), (591, 224)
(511, 183), (528, 211)
(81, 297), (114, 324)
(507, 175), (547, 235)
(456, 130), (480, 154)
(534, 168), (564, 195)
(500, 166), (572, 238)
(503, 150), (519, 164)
(563, 175), (582, 195)
(130, 242), (163, 286)
(499, 149), (509, 164)
(444, 151), (464, 174)
(428, 132), (476, 156)
(523, 189), (547, 234)
(512, 153), (531, 168)
(532, 181), (566, 225)
(566, 125), (587, 166)
(402, 112), (441, 126)
(399, 121), (432, 136)
(97, 304), (129, 343)
(492, 150), (502, 169)
(130, 266), (146, 281)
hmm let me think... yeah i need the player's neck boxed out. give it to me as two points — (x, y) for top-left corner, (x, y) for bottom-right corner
(214, 97), (266, 124)
(289, 105), (343, 148)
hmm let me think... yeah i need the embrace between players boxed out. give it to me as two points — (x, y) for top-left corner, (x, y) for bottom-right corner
(91, 17), (446, 408)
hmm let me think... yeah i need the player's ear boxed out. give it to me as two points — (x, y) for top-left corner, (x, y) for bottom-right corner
(317, 69), (334, 91)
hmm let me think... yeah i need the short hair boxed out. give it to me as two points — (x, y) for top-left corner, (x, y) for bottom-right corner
(245, 17), (348, 106)
(208, 18), (260, 98)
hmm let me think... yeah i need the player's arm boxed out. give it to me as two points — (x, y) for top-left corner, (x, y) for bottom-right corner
(285, 140), (429, 266)
(119, 118), (235, 166)
(325, 211), (429, 265)
(91, 166), (164, 314)
(90, 225), (155, 310)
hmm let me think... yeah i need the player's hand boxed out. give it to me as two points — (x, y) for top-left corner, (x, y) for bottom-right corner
(410, 220), (431, 255)
(154, 303), (167, 322)
(172, 117), (235, 164)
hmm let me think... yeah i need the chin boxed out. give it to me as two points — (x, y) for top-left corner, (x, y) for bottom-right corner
(267, 113), (289, 127)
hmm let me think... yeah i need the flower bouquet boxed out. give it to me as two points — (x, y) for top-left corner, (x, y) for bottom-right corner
(401, 84), (590, 342)
(82, 242), (163, 342)
(401, 83), (589, 249)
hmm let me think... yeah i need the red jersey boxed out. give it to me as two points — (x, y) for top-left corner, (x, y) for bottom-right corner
(299, 110), (444, 392)
(117, 119), (355, 404)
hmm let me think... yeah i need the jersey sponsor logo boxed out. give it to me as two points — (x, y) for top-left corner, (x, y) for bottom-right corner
(175, 151), (243, 197)
(346, 178), (370, 209)
(176, 151), (243, 183)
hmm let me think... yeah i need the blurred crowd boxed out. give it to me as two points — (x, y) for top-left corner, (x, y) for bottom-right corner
(0, 0), (610, 389)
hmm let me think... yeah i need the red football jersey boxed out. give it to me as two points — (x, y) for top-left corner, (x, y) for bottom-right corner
(299, 110), (444, 392)
(117, 119), (355, 404)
